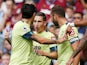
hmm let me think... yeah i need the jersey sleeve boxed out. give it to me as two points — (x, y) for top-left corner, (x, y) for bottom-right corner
(14, 22), (31, 36)
(20, 27), (30, 36)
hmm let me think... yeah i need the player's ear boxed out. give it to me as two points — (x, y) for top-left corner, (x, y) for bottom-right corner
(33, 12), (36, 17)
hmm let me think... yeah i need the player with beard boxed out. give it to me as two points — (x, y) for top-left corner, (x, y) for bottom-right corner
(51, 5), (80, 65)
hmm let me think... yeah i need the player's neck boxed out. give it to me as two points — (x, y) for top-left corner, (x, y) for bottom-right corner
(58, 18), (67, 26)
(37, 27), (46, 33)
(22, 18), (32, 25)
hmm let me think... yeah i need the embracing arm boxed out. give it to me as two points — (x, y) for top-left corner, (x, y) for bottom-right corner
(31, 34), (67, 44)
(36, 50), (58, 59)
(35, 46), (58, 59)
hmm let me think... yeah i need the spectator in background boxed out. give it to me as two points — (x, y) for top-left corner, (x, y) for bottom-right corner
(0, 0), (21, 53)
(35, 0), (66, 21)
(33, 0), (39, 8)
(14, 0), (24, 7)
(47, 24), (59, 38)
(83, 14), (87, 21)
(48, 25), (56, 34)
(1, 53), (10, 65)
(65, 6), (74, 22)
(0, 0), (6, 53)
(2, 0), (22, 40)
(73, 12), (86, 39)
(0, 0), (5, 24)
(4, 0), (18, 30)
(75, 0), (83, 13)
(2, 40), (11, 54)
(72, 12), (86, 65)
(66, 0), (75, 7)
(81, 0), (87, 14)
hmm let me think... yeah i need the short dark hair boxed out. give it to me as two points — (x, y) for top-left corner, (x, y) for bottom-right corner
(74, 12), (83, 18)
(36, 12), (46, 21)
(66, 6), (74, 11)
(51, 5), (65, 17)
(21, 4), (37, 18)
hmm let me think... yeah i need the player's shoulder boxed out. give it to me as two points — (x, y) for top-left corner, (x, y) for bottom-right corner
(13, 21), (22, 27)
(15, 21), (24, 26)
(14, 21), (29, 28)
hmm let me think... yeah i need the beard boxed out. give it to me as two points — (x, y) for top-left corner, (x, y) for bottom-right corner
(52, 19), (60, 28)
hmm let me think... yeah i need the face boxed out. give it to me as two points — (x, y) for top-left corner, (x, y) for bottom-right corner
(73, 13), (82, 22)
(6, 0), (13, 9)
(49, 25), (55, 33)
(65, 8), (74, 18)
(33, 16), (46, 31)
(2, 55), (10, 65)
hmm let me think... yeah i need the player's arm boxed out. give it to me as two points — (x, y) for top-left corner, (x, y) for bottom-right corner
(66, 39), (87, 65)
(66, 25), (80, 65)
(66, 40), (80, 65)
(66, 30), (87, 65)
(36, 46), (58, 59)
(70, 35), (87, 58)
(31, 34), (67, 44)
(66, 24), (80, 65)
(71, 40), (80, 65)
(22, 32), (56, 44)
(74, 20), (87, 27)
(22, 31), (67, 44)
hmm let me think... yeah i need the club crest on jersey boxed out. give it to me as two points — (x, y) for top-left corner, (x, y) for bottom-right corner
(23, 26), (27, 31)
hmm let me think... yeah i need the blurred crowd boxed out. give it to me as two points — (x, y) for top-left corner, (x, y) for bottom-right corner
(0, 0), (87, 65)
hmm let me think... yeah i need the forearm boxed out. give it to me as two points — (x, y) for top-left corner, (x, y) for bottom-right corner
(73, 53), (81, 65)
(31, 33), (67, 44)
(71, 38), (87, 58)
(71, 41), (80, 65)
(31, 34), (57, 44)
(74, 20), (87, 27)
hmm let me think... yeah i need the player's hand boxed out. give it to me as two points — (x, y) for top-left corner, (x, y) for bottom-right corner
(66, 57), (74, 65)
(35, 50), (44, 56)
(57, 34), (68, 43)
(66, 25), (73, 36)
